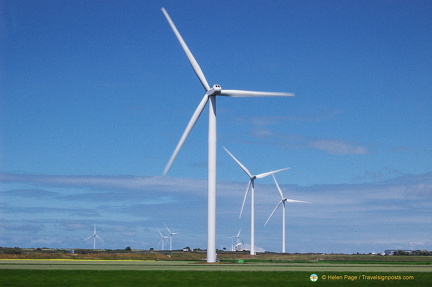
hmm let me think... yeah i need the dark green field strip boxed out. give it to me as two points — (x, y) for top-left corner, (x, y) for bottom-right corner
(1, 270), (431, 287)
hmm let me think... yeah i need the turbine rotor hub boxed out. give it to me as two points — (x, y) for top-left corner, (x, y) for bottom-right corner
(206, 84), (222, 96)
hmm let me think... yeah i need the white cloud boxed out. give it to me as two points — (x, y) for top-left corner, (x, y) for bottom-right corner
(307, 139), (369, 155)
(228, 119), (371, 155)
(0, 172), (431, 252)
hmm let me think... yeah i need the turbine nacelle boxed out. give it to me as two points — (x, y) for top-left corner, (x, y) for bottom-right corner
(206, 84), (222, 96)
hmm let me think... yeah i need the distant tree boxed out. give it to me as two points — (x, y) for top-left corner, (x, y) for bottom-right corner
(394, 250), (407, 256)
(411, 250), (432, 256)
(125, 246), (132, 251)
(0, 247), (22, 254)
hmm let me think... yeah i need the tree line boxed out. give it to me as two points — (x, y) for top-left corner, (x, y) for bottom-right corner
(393, 249), (432, 256)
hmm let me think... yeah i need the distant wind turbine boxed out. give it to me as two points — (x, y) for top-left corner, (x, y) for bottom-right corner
(161, 8), (293, 263)
(229, 229), (242, 251)
(158, 230), (168, 250)
(165, 225), (179, 251)
(265, 174), (309, 253)
(84, 225), (103, 250)
(224, 147), (289, 255)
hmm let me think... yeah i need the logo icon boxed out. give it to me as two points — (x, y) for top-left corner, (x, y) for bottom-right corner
(310, 274), (318, 282)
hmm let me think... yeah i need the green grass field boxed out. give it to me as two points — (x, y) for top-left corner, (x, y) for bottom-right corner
(0, 259), (431, 286)
(1, 270), (431, 287)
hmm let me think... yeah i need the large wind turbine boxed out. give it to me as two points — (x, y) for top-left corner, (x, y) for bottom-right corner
(161, 7), (294, 263)
(165, 225), (178, 251)
(224, 147), (289, 255)
(84, 225), (103, 250)
(265, 174), (309, 253)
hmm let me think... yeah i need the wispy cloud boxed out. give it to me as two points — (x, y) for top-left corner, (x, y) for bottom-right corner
(307, 139), (369, 155)
(0, 172), (431, 252)
(1, 189), (59, 198)
(353, 168), (404, 181)
(242, 128), (370, 155)
(230, 112), (370, 155)
(0, 173), (207, 193)
(0, 205), (101, 217)
(234, 108), (343, 126)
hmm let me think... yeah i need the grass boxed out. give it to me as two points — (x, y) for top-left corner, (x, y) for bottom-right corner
(1, 252), (431, 286)
(1, 270), (431, 287)
(1, 258), (431, 272)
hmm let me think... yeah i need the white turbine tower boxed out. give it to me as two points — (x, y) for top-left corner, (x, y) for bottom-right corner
(158, 230), (168, 250)
(224, 147), (289, 255)
(165, 225), (178, 251)
(265, 174), (309, 253)
(161, 8), (294, 263)
(84, 225), (103, 250)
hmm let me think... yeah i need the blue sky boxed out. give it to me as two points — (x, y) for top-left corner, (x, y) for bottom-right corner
(0, 0), (431, 253)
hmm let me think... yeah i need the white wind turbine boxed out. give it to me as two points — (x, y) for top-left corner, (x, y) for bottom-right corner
(84, 225), (103, 250)
(158, 230), (168, 250)
(265, 174), (309, 253)
(165, 225), (178, 251)
(161, 7), (294, 263)
(224, 147), (289, 255)
(229, 229), (242, 251)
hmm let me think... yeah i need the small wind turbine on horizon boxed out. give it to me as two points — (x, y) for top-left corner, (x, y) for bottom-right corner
(84, 225), (103, 250)
(224, 147), (289, 255)
(158, 230), (169, 250)
(265, 174), (309, 253)
(165, 225), (179, 251)
(229, 229), (242, 251)
(161, 7), (293, 263)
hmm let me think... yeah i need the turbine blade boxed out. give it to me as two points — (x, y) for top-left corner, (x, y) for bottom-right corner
(161, 8), (210, 91)
(165, 224), (171, 234)
(255, 167), (290, 179)
(265, 200), (283, 226)
(220, 90), (294, 97)
(286, 199), (310, 203)
(223, 147), (252, 178)
(272, 174), (284, 200)
(239, 180), (252, 218)
(163, 94), (209, 175)
(272, 175), (309, 203)
(229, 228), (241, 238)
(83, 235), (93, 241)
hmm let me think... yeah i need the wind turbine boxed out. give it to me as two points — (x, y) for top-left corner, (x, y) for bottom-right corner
(158, 230), (168, 250)
(265, 174), (309, 253)
(84, 225), (103, 250)
(229, 229), (242, 251)
(161, 7), (294, 263)
(165, 225), (178, 251)
(224, 147), (289, 255)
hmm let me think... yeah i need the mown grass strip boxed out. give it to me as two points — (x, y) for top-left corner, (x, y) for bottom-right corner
(1, 270), (431, 287)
